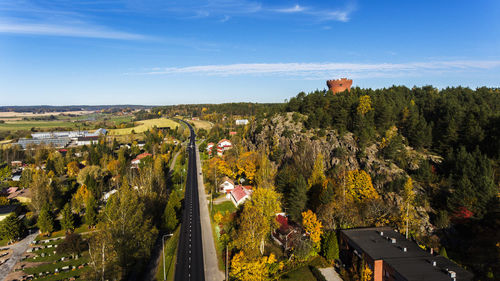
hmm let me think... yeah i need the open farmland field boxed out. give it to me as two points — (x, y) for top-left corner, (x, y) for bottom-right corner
(109, 118), (179, 135)
(186, 119), (213, 131)
(0, 120), (79, 131)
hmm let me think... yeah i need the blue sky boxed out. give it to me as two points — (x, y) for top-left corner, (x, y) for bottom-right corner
(1, 0), (499, 105)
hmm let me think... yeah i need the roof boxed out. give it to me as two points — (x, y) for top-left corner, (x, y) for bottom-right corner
(77, 136), (99, 141)
(7, 188), (31, 200)
(136, 153), (152, 160)
(217, 139), (232, 145)
(220, 176), (234, 185)
(230, 185), (251, 203)
(341, 227), (473, 281)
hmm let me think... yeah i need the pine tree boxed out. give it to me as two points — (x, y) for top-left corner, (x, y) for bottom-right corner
(37, 205), (54, 235)
(288, 175), (307, 222)
(321, 231), (339, 263)
(61, 203), (75, 233)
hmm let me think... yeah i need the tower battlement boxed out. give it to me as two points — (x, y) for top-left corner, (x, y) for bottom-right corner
(327, 78), (352, 94)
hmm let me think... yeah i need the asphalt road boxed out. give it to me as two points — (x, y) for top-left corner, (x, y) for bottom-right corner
(174, 121), (205, 281)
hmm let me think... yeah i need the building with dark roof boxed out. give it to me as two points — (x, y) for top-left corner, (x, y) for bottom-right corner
(340, 227), (473, 281)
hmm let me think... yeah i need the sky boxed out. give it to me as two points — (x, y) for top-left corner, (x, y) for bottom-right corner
(1, 0), (499, 105)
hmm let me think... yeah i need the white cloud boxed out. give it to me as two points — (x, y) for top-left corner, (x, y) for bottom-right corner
(135, 60), (500, 78)
(0, 21), (147, 40)
(276, 4), (306, 13)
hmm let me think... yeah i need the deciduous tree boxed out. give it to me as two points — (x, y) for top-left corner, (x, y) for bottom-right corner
(302, 210), (323, 248)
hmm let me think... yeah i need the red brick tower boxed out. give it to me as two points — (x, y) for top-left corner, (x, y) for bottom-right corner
(327, 78), (352, 94)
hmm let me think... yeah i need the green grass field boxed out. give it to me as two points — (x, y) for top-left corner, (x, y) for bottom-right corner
(0, 113), (134, 132)
(109, 118), (179, 135)
(0, 121), (79, 131)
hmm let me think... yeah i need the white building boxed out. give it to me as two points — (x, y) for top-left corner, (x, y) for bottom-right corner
(235, 119), (249, 125)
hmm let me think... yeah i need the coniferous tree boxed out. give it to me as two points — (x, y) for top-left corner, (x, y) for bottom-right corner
(61, 203), (75, 233)
(37, 205), (54, 235)
(321, 231), (339, 263)
(288, 175), (307, 222)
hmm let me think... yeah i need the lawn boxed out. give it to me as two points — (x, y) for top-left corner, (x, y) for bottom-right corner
(109, 118), (179, 135)
(280, 266), (317, 281)
(155, 227), (180, 281)
(35, 224), (92, 241)
(212, 200), (236, 216)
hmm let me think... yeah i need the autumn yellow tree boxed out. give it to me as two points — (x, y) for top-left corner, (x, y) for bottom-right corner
(72, 184), (90, 214)
(254, 150), (276, 189)
(236, 151), (258, 183)
(308, 153), (326, 189)
(66, 161), (80, 178)
(230, 251), (281, 281)
(302, 210), (323, 249)
(399, 176), (421, 238)
(361, 263), (373, 281)
(233, 188), (281, 256)
(345, 170), (379, 203)
(357, 95), (373, 115)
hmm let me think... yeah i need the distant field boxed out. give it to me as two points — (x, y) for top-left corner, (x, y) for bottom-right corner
(0, 121), (79, 131)
(109, 118), (179, 135)
(0, 110), (93, 118)
(186, 119), (213, 131)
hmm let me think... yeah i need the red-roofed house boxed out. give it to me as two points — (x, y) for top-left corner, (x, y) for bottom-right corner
(131, 153), (152, 168)
(229, 131), (237, 136)
(272, 213), (299, 251)
(206, 143), (215, 156)
(217, 139), (232, 156)
(219, 177), (235, 196)
(230, 185), (252, 206)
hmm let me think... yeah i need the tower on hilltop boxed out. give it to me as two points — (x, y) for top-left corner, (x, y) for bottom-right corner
(327, 78), (352, 94)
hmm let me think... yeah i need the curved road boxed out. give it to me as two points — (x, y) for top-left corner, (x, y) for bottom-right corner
(174, 121), (205, 281)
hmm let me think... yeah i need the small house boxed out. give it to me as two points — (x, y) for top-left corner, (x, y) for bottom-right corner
(230, 185), (252, 207)
(219, 177), (235, 196)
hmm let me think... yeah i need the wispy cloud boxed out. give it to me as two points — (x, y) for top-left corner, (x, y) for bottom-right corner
(134, 60), (500, 79)
(275, 4), (306, 13)
(0, 21), (147, 40)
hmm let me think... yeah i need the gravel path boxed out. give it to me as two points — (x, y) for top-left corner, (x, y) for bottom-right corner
(0, 231), (38, 281)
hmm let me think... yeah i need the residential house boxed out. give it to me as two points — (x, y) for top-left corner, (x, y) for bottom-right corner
(235, 119), (249, 125)
(230, 185), (252, 207)
(340, 227), (473, 281)
(206, 143), (215, 156)
(217, 139), (232, 156)
(11, 161), (22, 167)
(7, 188), (31, 203)
(219, 177), (235, 197)
(131, 153), (152, 168)
(272, 213), (299, 251)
